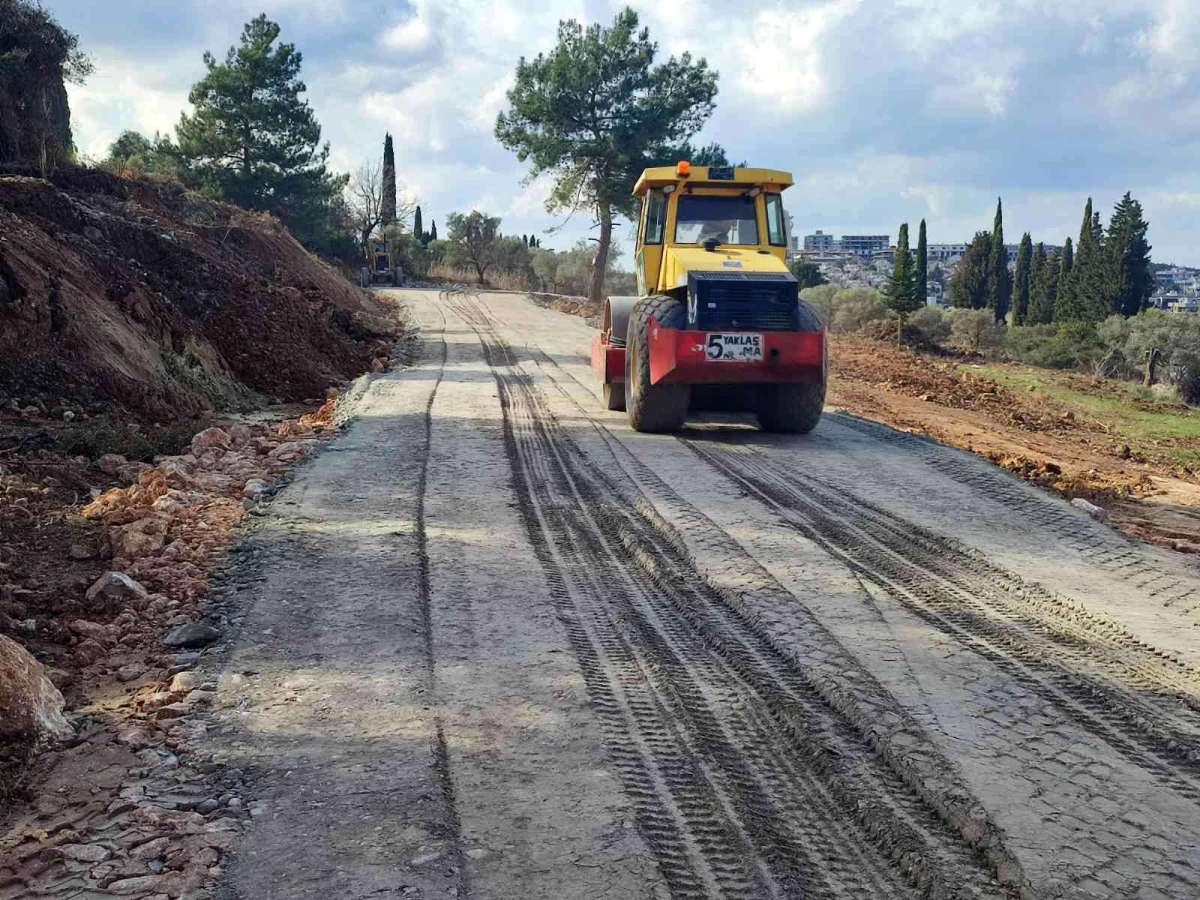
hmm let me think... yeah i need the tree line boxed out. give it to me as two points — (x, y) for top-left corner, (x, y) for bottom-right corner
(96, 4), (725, 293)
(944, 194), (1152, 325)
(379, 204), (634, 300)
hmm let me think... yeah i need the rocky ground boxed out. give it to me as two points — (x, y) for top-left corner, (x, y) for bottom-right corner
(0, 399), (338, 896)
(0, 308), (401, 899)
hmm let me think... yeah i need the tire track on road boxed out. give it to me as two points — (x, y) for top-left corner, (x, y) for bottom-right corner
(833, 416), (1200, 618)
(443, 290), (1015, 900)
(415, 296), (472, 898)
(684, 437), (1200, 800)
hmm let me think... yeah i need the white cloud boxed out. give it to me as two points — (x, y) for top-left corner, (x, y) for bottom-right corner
(381, 14), (434, 53)
(49, 0), (1200, 264)
(724, 1), (860, 113)
(66, 50), (197, 159)
(1135, 0), (1200, 74)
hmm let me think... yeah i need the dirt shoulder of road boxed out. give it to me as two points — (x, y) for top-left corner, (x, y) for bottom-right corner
(0, 325), (404, 897)
(828, 333), (1200, 553)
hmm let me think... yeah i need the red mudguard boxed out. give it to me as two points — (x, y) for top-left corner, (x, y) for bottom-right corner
(592, 321), (826, 387)
(592, 333), (626, 384)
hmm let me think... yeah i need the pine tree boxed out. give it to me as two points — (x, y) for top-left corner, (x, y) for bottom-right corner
(916, 219), (928, 307)
(884, 223), (919, 314)
(1107, 192), (1153, 317)
(381, 133), (397, 224)
(1013, 233), (1033, 325)
(496, 7), (720, 307)
(175, 15), (345, 250)
(413, 205), (424, 242)
(986, 197), (1011, 323)
(950, 232), (992, 309)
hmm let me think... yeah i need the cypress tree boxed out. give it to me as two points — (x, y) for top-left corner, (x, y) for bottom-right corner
(429, 220), (437, 242)
(413, 205), (423, 242)
(381, 133), (397, 224)
(1030, 247), (1061, 325)
(950, 231), (992, 309)
(1061, 236), (1073, 282)
(1027, 242), (1048, 324)
(1107, 192), (1153, 317)
(1057, 199), (1099, 322)
(1013, 233), (1033, 325)
(884, 223), (919, 314)
(916, 219), (928, 307)
(986, 197), (1011, 323)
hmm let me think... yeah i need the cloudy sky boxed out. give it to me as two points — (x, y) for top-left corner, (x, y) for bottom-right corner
(54, 0), (1200, 265)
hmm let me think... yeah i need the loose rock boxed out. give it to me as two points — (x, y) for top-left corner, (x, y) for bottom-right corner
(0, 635), (73, 782)
(1070, 497), (1109, 520)
(85, 571), (151, 610)
(163, 622), (221, 650)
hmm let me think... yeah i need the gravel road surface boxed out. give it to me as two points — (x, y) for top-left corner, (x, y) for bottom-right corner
(210, 288), (1200, 900)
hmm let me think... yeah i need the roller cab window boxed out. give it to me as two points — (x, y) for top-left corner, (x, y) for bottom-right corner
(674, 195), (759, 246)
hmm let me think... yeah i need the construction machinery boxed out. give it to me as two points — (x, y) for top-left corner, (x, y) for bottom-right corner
(359, 238), (403, 288)
(592, 163), (826, 433)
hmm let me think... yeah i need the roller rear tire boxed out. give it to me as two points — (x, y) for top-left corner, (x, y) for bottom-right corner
(626, 295), (689, 433)
(757, 382), (826, 434)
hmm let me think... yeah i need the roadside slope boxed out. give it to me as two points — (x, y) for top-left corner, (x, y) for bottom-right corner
(0, 166), (394, 421)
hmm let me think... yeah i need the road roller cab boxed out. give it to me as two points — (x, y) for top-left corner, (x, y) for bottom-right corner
(592, 163), (827, 433)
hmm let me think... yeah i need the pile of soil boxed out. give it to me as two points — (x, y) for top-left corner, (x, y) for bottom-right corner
(0, 165), (396, 421)
(826, 334), (1200, 551)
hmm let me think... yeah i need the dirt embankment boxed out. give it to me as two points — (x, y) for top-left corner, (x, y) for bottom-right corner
(0, 165), (393, 422)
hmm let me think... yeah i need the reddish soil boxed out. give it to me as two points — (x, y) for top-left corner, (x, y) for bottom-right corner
(828, 334), (1200, 552)
(0, 165), (395, 421)
(0, 393), (381, 898)
(0, 162), (405, 892)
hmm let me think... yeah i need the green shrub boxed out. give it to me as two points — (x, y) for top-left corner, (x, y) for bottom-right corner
(56, 418), (196, 461)
(1123, 310), (1200, 378)
(948, 308), (1004, 354)
(1004, 322), (1103, 369)
(799, 284), (839, 327)
(830, 288), (888, 332)
(905, 306), (950, 349)
(1169, 350), (1200, 405)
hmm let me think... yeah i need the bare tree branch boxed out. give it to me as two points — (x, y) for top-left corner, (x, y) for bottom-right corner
(347, 159), (384, 253)
(346, 157), (420, 253)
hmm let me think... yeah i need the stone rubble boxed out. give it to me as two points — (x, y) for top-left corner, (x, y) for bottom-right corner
(0, 398), (342, 899)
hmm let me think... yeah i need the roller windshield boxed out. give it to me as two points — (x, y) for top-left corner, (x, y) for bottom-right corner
(673, 195), (759, 246)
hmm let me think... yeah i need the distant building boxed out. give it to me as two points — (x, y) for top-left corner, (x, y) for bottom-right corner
(803, 230), (837, 252)
(1153, 287), (1200, 313)
(928, 243), (969, 263)
(841, 235), (891, 257)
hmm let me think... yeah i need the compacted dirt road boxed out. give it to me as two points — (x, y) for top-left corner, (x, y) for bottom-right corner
(206, 289), (1200, 900)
